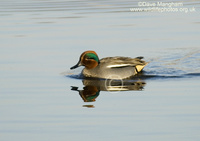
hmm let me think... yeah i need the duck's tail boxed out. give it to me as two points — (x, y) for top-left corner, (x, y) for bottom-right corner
(135, 62), (148, 73)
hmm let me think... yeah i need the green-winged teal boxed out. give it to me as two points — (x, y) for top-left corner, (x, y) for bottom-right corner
(70, 50), (148, 79)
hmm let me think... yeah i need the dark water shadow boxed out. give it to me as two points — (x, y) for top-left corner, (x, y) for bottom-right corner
(138, 72), (200, 80)
(68, 71), (200, 80)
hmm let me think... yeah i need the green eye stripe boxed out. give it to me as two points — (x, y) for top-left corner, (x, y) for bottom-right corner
(86, 53), (99, 62)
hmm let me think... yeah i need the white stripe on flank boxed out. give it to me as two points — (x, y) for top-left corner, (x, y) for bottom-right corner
(107, 64), (131, 68)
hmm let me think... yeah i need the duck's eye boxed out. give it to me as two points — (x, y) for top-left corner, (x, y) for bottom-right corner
(87, 57), (95, 60)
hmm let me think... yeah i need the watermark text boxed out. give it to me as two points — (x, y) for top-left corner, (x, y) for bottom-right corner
(130, 2), (196, 13)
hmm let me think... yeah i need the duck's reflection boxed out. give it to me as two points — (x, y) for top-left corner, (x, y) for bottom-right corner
(71, 85), (100, 102)
(71, 79), (146, 107)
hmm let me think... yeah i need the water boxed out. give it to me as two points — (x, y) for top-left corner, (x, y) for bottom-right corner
(1, 0), (200, 141)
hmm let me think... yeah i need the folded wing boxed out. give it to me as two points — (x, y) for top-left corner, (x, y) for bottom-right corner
(101, 57), (147, 72)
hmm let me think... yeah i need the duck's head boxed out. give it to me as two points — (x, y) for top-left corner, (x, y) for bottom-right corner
(70, 50), (100, 70)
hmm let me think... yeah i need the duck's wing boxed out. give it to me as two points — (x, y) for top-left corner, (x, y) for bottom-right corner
(100, 57), (148, 72)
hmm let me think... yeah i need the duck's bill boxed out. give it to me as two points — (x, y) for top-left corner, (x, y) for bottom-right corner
(70, 61), (81, 70)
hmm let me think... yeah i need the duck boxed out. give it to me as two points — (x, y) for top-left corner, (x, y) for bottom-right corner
(70, 50), (148, 79)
